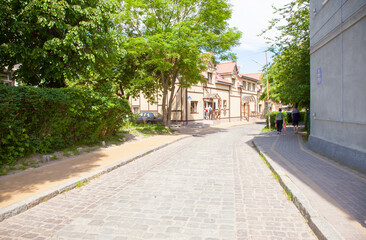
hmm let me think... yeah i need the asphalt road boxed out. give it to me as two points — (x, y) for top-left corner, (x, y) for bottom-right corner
(0, 123), (315, 240)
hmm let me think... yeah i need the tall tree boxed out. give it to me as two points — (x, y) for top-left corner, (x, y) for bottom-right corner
(0, 0), (119, 87)
(118, 0), (241, 125)
(260, 0), (310, 108)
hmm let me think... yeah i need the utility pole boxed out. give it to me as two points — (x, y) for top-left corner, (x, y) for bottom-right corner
(251, 54), (271, 129)
(265, 51), (271, 129)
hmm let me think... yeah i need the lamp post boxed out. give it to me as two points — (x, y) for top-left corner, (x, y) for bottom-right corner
(251, 53), (271, 129)
(265, 52), (271, 130)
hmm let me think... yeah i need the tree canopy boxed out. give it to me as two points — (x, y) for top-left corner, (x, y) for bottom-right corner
(118, 0), (241, 125)
(261, 0), (310, 108)
(1, 0), (242, 125)
(0, 0), (119, 87)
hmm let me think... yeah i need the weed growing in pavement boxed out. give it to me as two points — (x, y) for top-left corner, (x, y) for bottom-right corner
(272, 173), (280, 182)
(283, 189), (292, 200)
(76, 180), (89, 188)
(252, 141), (292, 201)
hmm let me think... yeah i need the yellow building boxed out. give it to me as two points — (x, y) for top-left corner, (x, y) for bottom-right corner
(130, 61), (264, 124)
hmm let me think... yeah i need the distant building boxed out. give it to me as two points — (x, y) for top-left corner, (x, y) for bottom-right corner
(1, 65), (20, 86)
(130, 60), (265, 123)
(240, 73), (265, 119)
(309, 0), (366, 172)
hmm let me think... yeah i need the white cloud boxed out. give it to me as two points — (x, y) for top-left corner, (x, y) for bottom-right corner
(229, 0), (292, 51)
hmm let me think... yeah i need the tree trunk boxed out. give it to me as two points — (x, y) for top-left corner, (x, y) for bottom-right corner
(166, 68), (179, 126)
(161, 72), (169, 125)
(167, 78), (176, 126)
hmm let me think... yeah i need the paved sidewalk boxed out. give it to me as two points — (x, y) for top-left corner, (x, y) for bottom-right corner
(253, 125), (366, 240)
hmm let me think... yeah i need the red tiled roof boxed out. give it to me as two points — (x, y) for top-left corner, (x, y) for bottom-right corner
(216, 62), (237, 74)
(241, 73), (263, 81)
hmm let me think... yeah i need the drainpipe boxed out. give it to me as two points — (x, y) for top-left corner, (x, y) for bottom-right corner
(340, 0), (344, 122)
(229, 86), (231, 122)
(240, 87), (242, 121)
(186, 88), (188, 125)
(265, 52), (271, 129)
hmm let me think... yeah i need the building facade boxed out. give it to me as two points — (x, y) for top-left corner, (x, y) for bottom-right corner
(130, 61), (265, 123)
(1, 65), (19, 86)
(309, 0), (366, 172)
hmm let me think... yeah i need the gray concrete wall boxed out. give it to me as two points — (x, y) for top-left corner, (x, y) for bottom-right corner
(309, 0), (366, 172)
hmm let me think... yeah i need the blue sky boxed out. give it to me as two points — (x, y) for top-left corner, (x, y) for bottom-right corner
(228, 0), (292, 74)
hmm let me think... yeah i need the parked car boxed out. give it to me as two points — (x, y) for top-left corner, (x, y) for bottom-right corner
(136, 112), (163, 124)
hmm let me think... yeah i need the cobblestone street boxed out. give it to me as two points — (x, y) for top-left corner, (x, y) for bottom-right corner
(0, 124), (315, 240)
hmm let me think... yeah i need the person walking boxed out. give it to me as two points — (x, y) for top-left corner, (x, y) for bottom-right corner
(276, 109), (284, 134)
(209, 106), (212, 120)
(292, 106), (300, 133)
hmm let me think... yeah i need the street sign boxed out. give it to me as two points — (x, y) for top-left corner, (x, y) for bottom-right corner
(316, 67), (322, 85)
(187, 96), (192, 100)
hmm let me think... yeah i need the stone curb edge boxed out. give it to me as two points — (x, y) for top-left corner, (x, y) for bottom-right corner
(252, 140), (344, 240)
(0, 135), (190, 222)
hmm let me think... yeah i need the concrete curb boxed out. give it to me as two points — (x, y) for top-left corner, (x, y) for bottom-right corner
(0, 135), (190, 222)
(252, 140), (344, 240)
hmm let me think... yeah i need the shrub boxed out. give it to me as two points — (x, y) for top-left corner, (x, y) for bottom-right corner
(0, 85), (131, 165)
(266, 110), (306, 128)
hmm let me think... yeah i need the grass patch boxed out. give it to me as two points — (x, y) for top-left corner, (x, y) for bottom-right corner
(0, 121), (175, 176)
(301, 128), (309, 142)
(19, 166), (26, 170)
(63, 152), (71, 157)
(122, 122), (175, 136)
(261, 126), (276, 132)
(72, 149), (80, 155)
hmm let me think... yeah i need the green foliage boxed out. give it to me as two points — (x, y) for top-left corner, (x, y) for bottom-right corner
(266, 110), (306, 128)
(0, 0), (120, 87)
(121, 122), (174, 136)
(118, 0), (242, 125)
(261, 0), (310, 108)
(0, 85), (131, 165)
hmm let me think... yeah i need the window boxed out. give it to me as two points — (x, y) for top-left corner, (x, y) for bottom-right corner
(191, 101), (198, 113)
(247, 82), (251, 91)
(252, 83), (256, 91)
(207, 72), (213, 84)
(223, 100), (227, 109)
(133, 107), (139, 114)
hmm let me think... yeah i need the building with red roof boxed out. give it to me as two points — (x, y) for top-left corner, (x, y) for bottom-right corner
(130, 57), (265, 123)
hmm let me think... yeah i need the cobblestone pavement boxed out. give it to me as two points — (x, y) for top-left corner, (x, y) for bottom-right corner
(0, 124), (316, 240)
(253, 126), (366, 240)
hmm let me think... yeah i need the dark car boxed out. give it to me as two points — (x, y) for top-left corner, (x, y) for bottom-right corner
(136, 112), (163, 124)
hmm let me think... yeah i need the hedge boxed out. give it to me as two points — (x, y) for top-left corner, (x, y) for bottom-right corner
(266, 110), (306, 128)
(0, 85), (131, 165)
